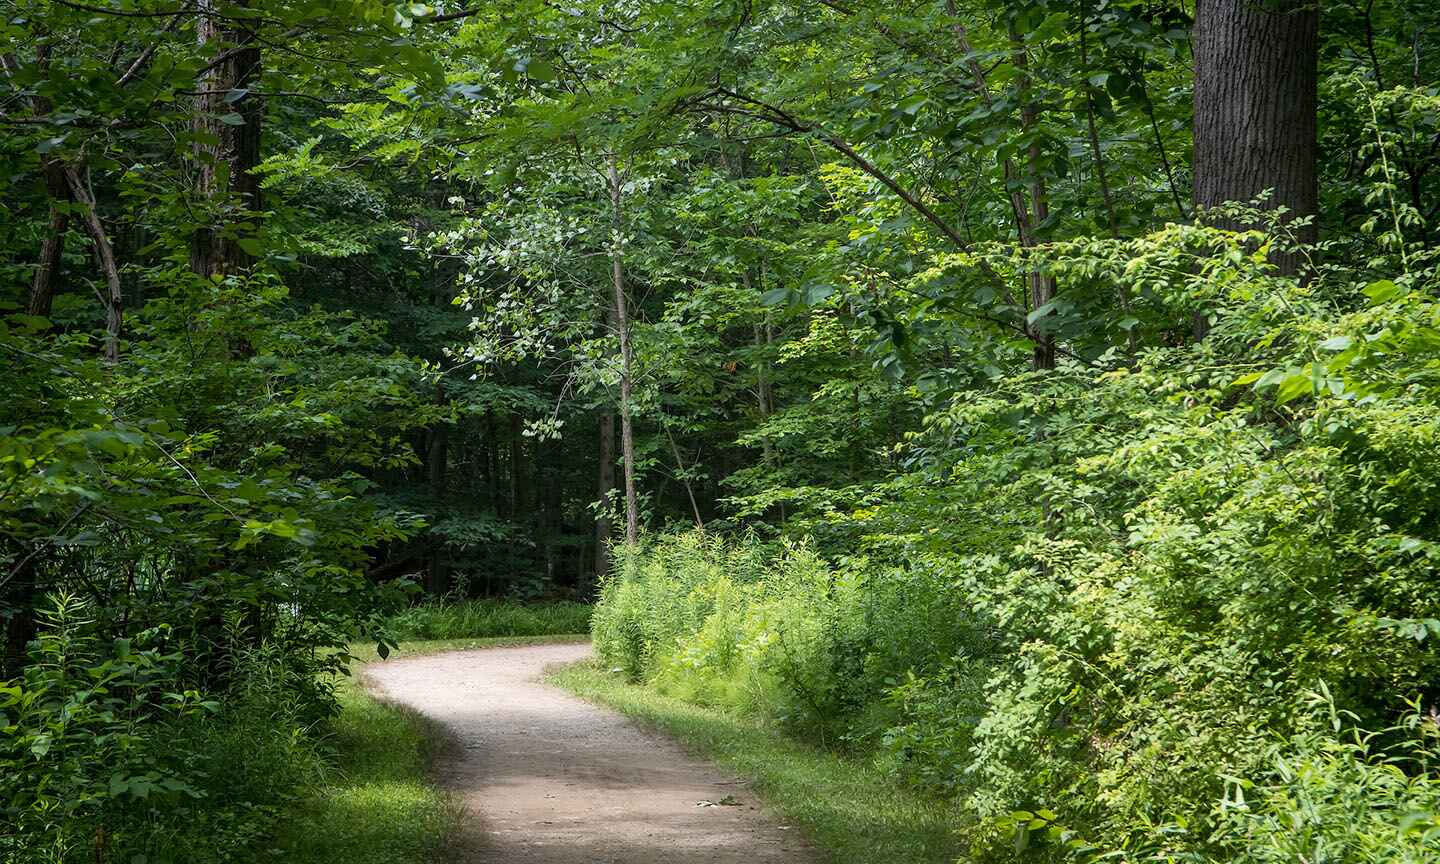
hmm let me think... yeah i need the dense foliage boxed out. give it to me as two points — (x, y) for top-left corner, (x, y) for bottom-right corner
(594, 226), (1440, 858)
(4, 0), (1440, 859)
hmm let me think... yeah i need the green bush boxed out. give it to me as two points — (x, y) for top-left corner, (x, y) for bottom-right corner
(593, 533), (988, 753)
(384, 598), (593, 641)
(593, 233), (1440, 861)
(0, 595), (339, 863)
(1208, 697), (1440, 864)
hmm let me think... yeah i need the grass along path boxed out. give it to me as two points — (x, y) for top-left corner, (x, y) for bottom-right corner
(549, 659), (962, 864)
(272, 660), (455, 864)
(274, 635), (587, 864)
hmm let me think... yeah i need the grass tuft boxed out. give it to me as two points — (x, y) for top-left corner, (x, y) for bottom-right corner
(272, 660), (457, 864)
(549, 658), (962, 864)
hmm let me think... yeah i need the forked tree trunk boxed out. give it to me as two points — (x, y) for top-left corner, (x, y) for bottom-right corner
(606, 154), (640, 545)
(1193, 0), (1319, 278)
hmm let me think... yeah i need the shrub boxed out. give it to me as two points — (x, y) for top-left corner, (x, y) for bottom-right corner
(0, 595), (334, 863)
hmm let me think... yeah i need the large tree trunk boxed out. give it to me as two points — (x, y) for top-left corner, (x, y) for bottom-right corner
(1193, 0), (1319, 278)
(190, 0), (262, 277)
(607, 154), (640, 545)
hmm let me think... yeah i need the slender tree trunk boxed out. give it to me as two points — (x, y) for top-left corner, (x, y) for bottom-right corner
(191, 0), (262, 277)
(1079, 9), (1118, 240)
(607, 154), (640, 545)
(425, 405), (449, 597)
(509, 413), (526, 518)
(63, 168), (123, 363)
(947, 4), (1056, 369)
(12, 45), (69, 319)
(485, 411), (499, 508)
(1193, 0), (1319, 278)
(595, 409), (615, 576)
(664, 427), (704, 528)
(1011, 23), (1056, 371)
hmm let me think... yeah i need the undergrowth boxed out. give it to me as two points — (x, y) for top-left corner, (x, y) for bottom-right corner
(384, 598), (593, 641)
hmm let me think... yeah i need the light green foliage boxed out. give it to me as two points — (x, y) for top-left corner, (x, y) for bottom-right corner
(593, 533), (988, 755)
(593, 221), (1440, 861)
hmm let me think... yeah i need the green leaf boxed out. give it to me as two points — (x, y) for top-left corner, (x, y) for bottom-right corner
(1026, 302), (1056, 325)
(1275, 371), (1312, 404)
(1362, 279), (1404, 305)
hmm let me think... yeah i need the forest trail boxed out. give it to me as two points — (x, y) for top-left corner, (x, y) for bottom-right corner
(363, 643), (821, 863)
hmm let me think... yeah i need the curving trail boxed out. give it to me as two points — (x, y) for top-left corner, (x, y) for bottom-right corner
(363, 642), (820, 864)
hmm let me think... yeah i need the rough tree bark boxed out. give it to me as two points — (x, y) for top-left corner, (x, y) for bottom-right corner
(190, 0), (262, 277)
(606, 154), (640, 545)
(1193, 0), (1319, 279)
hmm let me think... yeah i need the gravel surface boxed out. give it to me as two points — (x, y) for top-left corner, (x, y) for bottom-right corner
(363, 642), (821, 863)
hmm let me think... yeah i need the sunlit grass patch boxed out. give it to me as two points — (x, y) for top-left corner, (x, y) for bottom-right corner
(550, 658), (961, 864)
(273, 666), (457, 864)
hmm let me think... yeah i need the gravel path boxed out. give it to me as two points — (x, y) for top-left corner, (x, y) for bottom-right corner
(363, 642), (821, 863)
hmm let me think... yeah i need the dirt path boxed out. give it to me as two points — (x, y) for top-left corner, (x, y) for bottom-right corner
(363, 642), (820, 863)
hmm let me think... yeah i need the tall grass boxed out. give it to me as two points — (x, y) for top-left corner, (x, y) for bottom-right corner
(384, 598), (593, 641)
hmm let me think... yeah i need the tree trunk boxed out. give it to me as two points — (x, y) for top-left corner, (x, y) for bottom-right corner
(1010, 23), (1056, 371)
(63, 168), (123, 363)
(595, 409), (615, 576)
(607, 154), (640, 545)
(425, 416), (449, 597)
(509, 413), (527, 518)
(190, 0), (262, 277)
(15, 45), (69, 319)
(1193, 0), (1319, 278)
(485, 411), (499, 508)
(29, 164), (68, 318)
